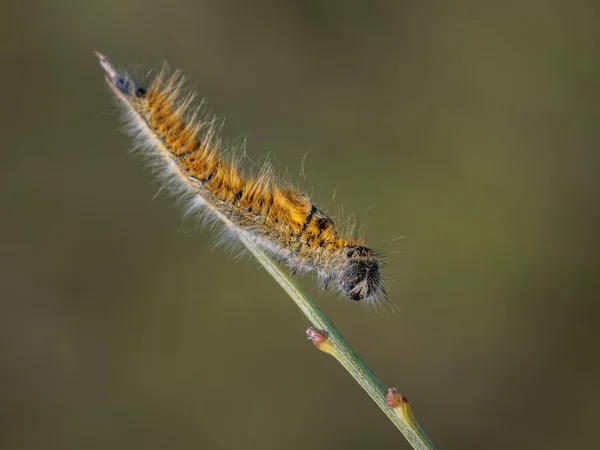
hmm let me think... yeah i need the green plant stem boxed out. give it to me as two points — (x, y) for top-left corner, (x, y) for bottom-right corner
(239, 233), (437, 450)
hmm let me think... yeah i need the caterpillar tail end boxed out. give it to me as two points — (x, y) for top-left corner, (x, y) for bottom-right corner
(94, 51), (135, 98)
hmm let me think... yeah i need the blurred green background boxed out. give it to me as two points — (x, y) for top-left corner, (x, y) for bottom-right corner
(1, 1), (599, 449)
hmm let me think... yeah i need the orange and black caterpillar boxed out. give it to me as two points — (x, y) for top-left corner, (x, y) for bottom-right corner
(96, 52), (386, 303)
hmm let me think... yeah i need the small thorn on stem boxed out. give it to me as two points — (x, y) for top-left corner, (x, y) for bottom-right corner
(386, 387), (418, 426)
(306, 328), (334, 354)
(386, 387), (408, 408)
(306, 327), (327, 344)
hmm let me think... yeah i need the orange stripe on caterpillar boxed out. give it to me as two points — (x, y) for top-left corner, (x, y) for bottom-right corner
(95, 52), (386, 303)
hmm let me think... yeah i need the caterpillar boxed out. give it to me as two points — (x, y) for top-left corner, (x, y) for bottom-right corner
(96, 52), (386, 304)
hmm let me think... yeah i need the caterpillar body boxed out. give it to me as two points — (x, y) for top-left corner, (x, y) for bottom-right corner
(96, 52), (386, 303)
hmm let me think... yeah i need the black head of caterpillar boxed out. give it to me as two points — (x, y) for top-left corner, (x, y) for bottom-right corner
(338, 246), (384, 301)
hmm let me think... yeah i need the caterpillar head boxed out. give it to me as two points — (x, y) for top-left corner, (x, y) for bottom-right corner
(338, 246), (384, 302)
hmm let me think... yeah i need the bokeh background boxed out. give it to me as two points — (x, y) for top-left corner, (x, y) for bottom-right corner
(1, 1), (599, 449)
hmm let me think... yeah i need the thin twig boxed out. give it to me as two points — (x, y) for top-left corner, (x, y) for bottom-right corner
(239, 233), (437, 450)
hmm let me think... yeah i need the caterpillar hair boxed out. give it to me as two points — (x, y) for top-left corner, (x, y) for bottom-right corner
(96, 52), (387, 304)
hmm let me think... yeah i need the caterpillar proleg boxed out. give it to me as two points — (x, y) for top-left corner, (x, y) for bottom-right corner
(96, 52), (386, 304)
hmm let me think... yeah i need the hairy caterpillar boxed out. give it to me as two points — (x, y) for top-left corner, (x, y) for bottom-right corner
(96, 52), (386, 303)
